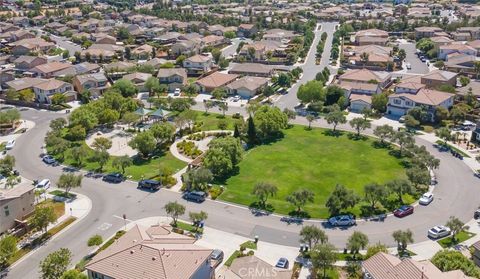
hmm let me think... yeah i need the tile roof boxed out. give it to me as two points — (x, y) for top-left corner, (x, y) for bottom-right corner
(226, 76), (268, 91)
(392, 88), (453, 106)
(6, 77), (47, 91)
(86, 224), (213, 279)
(157, 68), (187, 79)
(349, 93), (372, 104)
(0, 180), (34, 201)
(186, 54), (212, 63)
(196, 72), (238, 88)
(31, 62), (72, 74)
(229, 63), (274, 75)
(33, 79), (70, 91)
(422, 70), (457, 81)
(339, 68), (390, 83)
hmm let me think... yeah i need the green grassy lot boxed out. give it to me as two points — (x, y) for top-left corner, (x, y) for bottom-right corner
(37, 199), (65, 219)
(437, 231), (476, 248)
(194, 112), (237, 131)
(219, 126), (408, 218)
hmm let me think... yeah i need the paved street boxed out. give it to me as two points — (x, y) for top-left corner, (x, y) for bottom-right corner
(221, 38), (253, 58)
(276, 21), (338, 110)
(399, 42), (429, 75)
(7, 107), (480, 278)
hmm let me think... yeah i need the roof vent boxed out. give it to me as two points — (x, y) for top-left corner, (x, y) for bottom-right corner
(152, 257), (157, 261)
(130, 250), (135, 254)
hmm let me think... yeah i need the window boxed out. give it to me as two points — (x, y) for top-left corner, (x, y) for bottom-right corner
(405, 101), (412, 106)
(393, 99), (401, 105)
(4, 206), (9, 217)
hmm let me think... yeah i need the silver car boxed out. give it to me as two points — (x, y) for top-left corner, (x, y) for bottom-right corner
(428, 225), (451, 239)
(419, 193), (434, 205)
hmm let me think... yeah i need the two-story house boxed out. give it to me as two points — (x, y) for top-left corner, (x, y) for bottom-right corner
(30, 62), (74, 78)
(157, 68), (187, 92)
(387, 88), (454, 119)
(32, 79), (75, 104)
(237, 24), (258, 38)
(0, 181), (35, 234)
(183, 54), (213, 74)
(72, 73), (110, 97)
(438, 43), (477, 60)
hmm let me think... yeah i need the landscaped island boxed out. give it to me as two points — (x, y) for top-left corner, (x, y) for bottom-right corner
(219, 125), (408, 218)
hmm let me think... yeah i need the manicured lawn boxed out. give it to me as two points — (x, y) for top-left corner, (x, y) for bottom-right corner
(51, 143), (186, 181)
(224, 250), (241, 267)
(37, 199), (65, 219)
(437, 231), (476, 248)
(219, 126), (407, 218)
(194, 112), (237, 131)
(240, 241), (257, 250)
(175, 220), (203, 234)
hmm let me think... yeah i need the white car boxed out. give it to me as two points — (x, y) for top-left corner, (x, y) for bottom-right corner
(5, 140), (15, 150)
(174, 88), (181, 96)
(405, 63), (411, 70)
(428, 225), (451, 239)
(233, 95), (241, 102)
(42, 155), (56, 164)
(419, 193), (434, 205)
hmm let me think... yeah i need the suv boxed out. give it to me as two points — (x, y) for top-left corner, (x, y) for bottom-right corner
(183, 191), (206, 202)
(102, 173), (124, 183)
(138, 179), (161, 190)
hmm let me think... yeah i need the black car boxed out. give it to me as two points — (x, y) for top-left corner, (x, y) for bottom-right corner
(183, 191), (206, 202)
(138, 179), (161, 190)
(102, 173), (124, 183)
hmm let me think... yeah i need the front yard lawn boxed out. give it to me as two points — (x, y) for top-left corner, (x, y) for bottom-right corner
(37, 199), (65, 219)
(219, 126), (407, 218)
(437, 231), (476, 248)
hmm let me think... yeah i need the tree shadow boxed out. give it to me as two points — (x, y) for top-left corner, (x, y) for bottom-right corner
(359, 205), (386, 218)
(347, 133), (368, 141)
(372, 141), (391, 149)
(288, 210), (311, 219)
(323, 129), (343, 137)
(249, 201), (275, 214)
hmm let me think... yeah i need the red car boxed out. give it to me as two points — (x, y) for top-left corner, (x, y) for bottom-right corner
(393, 205), (414, 218)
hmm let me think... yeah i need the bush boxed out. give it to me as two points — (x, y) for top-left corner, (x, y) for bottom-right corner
(209, 186), (224, 200)
(176, 140), (202, 158)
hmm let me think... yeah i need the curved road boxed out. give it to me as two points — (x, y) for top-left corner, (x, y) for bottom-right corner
(7, 107), (480, 278)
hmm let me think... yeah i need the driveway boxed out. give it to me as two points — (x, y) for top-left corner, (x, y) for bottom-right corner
(398, 42), (429, 75)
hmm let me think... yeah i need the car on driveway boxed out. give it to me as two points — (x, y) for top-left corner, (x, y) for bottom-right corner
(210, 249), (224, 267)
(393, 205), (414, 217)
(42, 155), (56, 164)
(428, 225), (451, 239)
(102, 173), (124, 183)
(275, 258), (289, 269)
(174, 88), (181, 96)
(5, 140), (15, 150)
(138, 179), (161, 190)
(328, 215), (356, 226)
(183, 191), (206, 202)
(475, 209), (480, 219)
(419, 193), (434, 205)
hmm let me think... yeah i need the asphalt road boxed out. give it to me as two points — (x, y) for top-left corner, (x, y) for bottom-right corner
(399, 42), (429, 75)
(221, 38), (253, 58)
(276, 21), (338, 111)
(7, 105), (480, 278)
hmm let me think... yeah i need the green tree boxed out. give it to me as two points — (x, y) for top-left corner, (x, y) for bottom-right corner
(92, 137), (112, 151)
(431, 250), (480, 278)
(385, 179), (413, 203)
(164, 201), (185, 226)
(93, 150), (109, 172)
(204, 136), (243, 177)
(129, 131), (156, 157)
(98, 109), (120, 126)
(40, 248), (72, 279)
(69, 108), (98, 131)
(435, 127), (452, 145)
(365, 243), (388, 259)
(182, 167), (213, 191)
(286, 189), (315, 213)
(299, 225), (328, 249)
(346, 231), (369, 259)
(406, 167), (431, 189)
(57, 173), (83, 196)
(325, 184), (360, 216)
(145, 77), (161, 95)
(253, 105), (288, 140)
(51, 93), (66, 105)
(392, 229), (413, 253)
(87, 235), (103, 247)
(371, 93), (388, 113)
(218, 102), (228, 116)
(247, 116), (257, 145)
(306, 114), (316, 129)
(363, 183), (388, 210)
(325, 109), (346, 134)
(251, 182), (278, 208)
(0, 235), (17, 267)
(49, 118), (67, 133)
(310, 243), (337, 279)
(373, 124), (394, 145)
(18, 89), (35, 102)
(392, 131), (414, 157)
(0, 155), (16, 176)
(349, 117), (371, 137)
(211, 48), (222, 64)
(60, 270), (87, 279)
(31, 206), (56, 233)
(297, 80), (324, 104)
(445, 216), (465, 242)
(150, 122), (175, 144)
(112, 79), (138, 97)
(188, 211), (208, 231)
(112, 155), (133, 174)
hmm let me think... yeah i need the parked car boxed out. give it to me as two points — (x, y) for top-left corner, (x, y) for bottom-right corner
(328, 215), (356, 226)
(174, 88), (181, 96)
(419, 193), (434, 205)
(233, 95), (241, 102)
(5, 140), (15, 150)
(428, 225), (451, 239)
(102, 173), (124, 183)
(36, 179), (51, 190)
(275, 258), (289, 269)
(398, 115), (406, 123)
(183, 191), (206, 202)
(138, 179), (161, 190)
(474, 209), (480, 219)
(405, 63), (411, 70)
(393, 205), (414, 218)
(42, 155), (56, 165)
(210, 249), (224, 267)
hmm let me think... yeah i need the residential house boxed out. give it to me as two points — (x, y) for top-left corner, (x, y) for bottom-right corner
(201, 35), (228, 48)
(415, 26), (444, 39)
(0, 70), (14, 89)
(9, 30), (35, 42)
(157, 68), (187, 92)
(195, 72), (238, 93)
(387, 88), (454, 119)
(438, 43), (477, 60)
(154, 32), (181, 45)
(349, 94), (372, 112)
(81, 48), (115, 63)
(104, 61), (136, 73)
(0, 181), (35, 234)
(123, 72), (152, 92)
(30, 62), (73, 78)
(224, 255), (292, 279)
(363, 252), (473, 279)
(226, 76), (269, 98)
(32, 79), (75, 104)
(171, 40), (201, 57)
(94, 34), (117, 45)
(183, 54), (213, 74)
(237, 24), (258, 38)
(445, 53), (478, 75)
(431, 36), (454, 51)
(5, 77), (46, 92)
(263, 29), (297, 42)
(85, 224), (214, 279)
(228, 63), (275, 77)
(13, 56), (48, 72)
(456, 27), (480, 41)
(72, 73), (110, 97)
(354, 29), (389, 46)
(11, 38), (55, 56)
(420, 70), (457, 87)
(467, 40), (480, 55)
(208, 25), (237, 36)
(131, 44), (153, 60)
(343, 45), (393, 70)
(53, 62), (101, 77)
(143, 58), (168, 69)
(338, 68), (392, 89)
